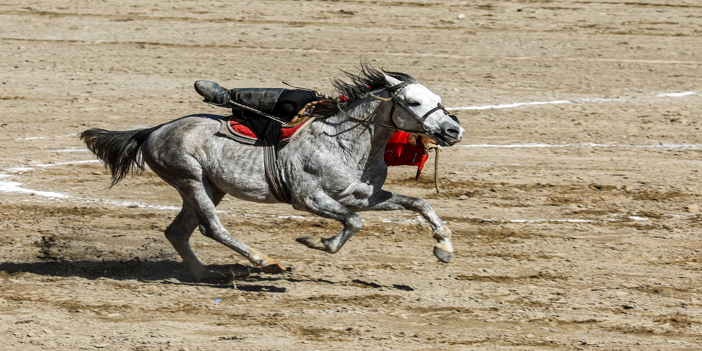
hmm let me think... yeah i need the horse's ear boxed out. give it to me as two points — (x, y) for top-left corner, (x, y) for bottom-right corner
(383, 72), (403, 87)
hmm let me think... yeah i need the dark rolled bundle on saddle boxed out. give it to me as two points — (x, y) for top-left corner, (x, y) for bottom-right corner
(229, 88), (321, 121)
(229, 88), (321, 144)
(195, 80), (323, 144)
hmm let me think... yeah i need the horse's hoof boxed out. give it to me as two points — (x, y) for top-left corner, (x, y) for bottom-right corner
(433, 246), (452, 263)
(261, 263), (287, 273)
(296, 234), (326, 251)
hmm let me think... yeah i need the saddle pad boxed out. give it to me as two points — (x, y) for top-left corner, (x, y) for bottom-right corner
(229, 119), (305, 141)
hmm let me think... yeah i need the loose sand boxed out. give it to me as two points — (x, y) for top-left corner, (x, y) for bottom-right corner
(1, 0), (701, 349)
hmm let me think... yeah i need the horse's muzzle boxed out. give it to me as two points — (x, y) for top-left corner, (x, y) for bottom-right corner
(435, 122), (465, 146)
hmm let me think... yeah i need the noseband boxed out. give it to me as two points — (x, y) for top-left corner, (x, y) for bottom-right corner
(342, 82), (459, 135)
(386, 82), (459, 133)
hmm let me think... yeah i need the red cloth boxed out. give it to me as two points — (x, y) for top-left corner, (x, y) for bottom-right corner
(384, 131), (429, 169)
(229, 120), (304, 141)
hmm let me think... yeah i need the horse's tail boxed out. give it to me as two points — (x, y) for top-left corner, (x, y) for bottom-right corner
(80, 126), (160, 188)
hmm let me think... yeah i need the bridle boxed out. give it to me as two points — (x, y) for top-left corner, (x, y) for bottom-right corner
(339, 82), (459, 135)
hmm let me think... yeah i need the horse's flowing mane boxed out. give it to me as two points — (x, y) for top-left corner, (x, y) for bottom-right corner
(313, 62), (417, 118)
(331, 62), (417, 101)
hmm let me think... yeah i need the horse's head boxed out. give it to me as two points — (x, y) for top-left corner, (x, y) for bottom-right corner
(383, 73), (465, 147)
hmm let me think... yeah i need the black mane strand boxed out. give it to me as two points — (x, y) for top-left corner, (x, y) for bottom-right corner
(331, 61), (417, 101)
(313, 61), (416, 118)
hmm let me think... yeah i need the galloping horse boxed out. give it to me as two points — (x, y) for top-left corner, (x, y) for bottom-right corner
(81, 65), (464, 281)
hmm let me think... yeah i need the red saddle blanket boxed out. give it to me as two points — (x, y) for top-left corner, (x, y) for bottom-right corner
(229, 120), (429, 169)
(229, 120), (304, 141)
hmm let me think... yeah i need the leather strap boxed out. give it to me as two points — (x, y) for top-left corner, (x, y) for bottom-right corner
(263, 140), (292, 204)
(216, 117), (292, 203)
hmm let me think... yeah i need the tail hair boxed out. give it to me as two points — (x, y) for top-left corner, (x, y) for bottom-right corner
(80, 127), (157, 188)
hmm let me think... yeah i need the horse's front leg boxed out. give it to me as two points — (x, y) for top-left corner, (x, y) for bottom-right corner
(294, 192), (362, 253)
(360, 190), (453, 263)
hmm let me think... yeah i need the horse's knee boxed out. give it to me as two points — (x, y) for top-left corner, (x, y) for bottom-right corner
(411, 198), (433, 212)
(346, 214), (363, 232)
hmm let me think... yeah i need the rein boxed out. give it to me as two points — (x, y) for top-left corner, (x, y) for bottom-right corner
(206, 99), (289, 124)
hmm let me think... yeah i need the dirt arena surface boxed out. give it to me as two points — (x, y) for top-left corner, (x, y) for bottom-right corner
(1, 0), (701, 349)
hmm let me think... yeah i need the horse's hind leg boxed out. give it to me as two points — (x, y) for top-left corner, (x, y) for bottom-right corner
(165, 203), (208, 280)
(175, 178), (286, 274)
(165, 190), (228, 281)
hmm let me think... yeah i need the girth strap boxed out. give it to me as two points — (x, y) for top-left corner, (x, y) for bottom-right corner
(263, 141), (292, 204)
(216, 117), (292, 204)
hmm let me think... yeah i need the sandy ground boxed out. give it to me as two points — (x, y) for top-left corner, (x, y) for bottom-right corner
(1, 0), (702, 349)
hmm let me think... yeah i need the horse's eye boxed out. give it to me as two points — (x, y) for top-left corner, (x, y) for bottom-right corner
(408, 101), (421, 107)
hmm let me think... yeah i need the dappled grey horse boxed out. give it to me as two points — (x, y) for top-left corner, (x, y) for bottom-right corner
(81, 66), (465, 281)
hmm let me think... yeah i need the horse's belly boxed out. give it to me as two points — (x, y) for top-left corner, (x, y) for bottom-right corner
(208, 148), (279, 203)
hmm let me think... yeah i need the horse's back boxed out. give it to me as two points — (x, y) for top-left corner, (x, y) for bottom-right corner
(142, 114), (223, 166)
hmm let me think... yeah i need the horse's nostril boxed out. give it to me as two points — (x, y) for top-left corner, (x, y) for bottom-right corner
(447, 128), (460, 137)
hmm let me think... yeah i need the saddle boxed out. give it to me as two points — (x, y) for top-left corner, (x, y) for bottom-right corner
(217, 115), (308, 146)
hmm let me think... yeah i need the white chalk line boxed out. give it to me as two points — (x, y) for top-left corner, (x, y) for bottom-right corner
(35, 160), (102, 167)
(458, 142), (702, 150)
(1, 160), (180, 210)
(5, 160), (102, 174)
(480, 215), (654, 224)
(448, 91), (696, 111)
(51, 148), (90, 153)
(447, 90), (698, 150)
(658, 91), (696, 98)
(448, 98), (601, 111)
(0, 174), (182, 211)
(0, 174), (69, 199)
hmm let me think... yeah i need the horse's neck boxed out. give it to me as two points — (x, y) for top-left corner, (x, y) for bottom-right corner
(303, 97), (394, 168)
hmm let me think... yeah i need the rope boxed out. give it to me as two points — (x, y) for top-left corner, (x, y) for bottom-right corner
(281, 80), (326, 97)
(369, 91), (392, 102)
(433, 147), (440, 194)
(414, 143), (441, 194)
(426, 144), (441, 194)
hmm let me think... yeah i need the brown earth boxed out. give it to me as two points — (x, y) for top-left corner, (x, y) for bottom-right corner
(1, 0), (702, 350)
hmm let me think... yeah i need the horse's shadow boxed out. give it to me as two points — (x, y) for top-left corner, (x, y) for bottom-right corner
(0, 259), (288, 293)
